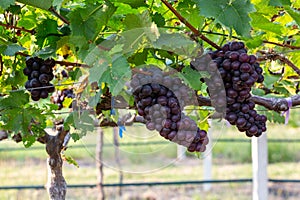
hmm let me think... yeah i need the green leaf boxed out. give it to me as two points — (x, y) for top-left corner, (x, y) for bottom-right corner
(178, 67), (202, 90)
(98, 54), (131, 96)
(152, 32), (198, 56)
(17, 0), (52, 10)
(7, 5), (21, 14)
(151, 13), (165, 27)
(22, 135), (36, 148)
(111, 0), (146, 8)
(52, 0), (63, 10)
(35, 19), (59, 48)
(62, 97), (73, 108)
(0, 91), (29, 110)
(84, 46), (111, 83)
(73, 110), (95, 132)
(64, 112), (74, 131)
(269, 0), (291, 6)
(124, 11), (153, 29)
(1, 43), (25, 56)
(68, 1), (116, 41)
(250, 13), (283, 35)
(244, 35), (263, 48)
(263, 110), (285, 124)
(177, 1), (204, 28)
(284, 7), (300, 26)
(196, 0), (255, 37)
(62, 154), (79, 168)
(88, 90), (102, 107)
(0, 0), (15, 10)
(17, 10), (38, 30)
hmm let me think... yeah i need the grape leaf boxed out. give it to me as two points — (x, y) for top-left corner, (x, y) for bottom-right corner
(84, 46), (111, 83)
(17, 10), (38, 30)
(269, 0), (291, 6)
(35, 19), (59, 48)
(62, 154), (79, 168)
(68, 1), (116, 42)
(111, 0), (146, 8)
(52, 0), (63, 10)
(0, 0), (15, 10)
(16, 0), (52, 10)
(152, 32), (199, 56)
(177, 1), (204, 28)
(250, 13), (283, 35)
(196, 0), (255, 37)
(178, 67), (203, 90)
(102, 54), (131, 96)
(0, 91), (29, 110)
(124, 11), (153, 29)
(284, 7), (300, 26)
(1, 43), (25, 56)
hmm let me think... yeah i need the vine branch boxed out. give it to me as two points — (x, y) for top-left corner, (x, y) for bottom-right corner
(161, 0), (221, 50)
(16, 52), (89, 68)
(197, 94), (300, 112)
(0, 22), (35, 34)
(49, 7), (70, 25)
(258, 50), (300, 76)
(263, 40), (300, 50)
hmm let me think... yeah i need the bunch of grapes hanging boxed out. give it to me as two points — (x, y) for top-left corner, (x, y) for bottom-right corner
(130, 67), (209, 152)
(23, 57), (55, 101)
(191, 41), (267, 137)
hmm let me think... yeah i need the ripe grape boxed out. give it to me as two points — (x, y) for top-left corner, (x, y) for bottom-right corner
(51, 88), (75, 109)
(23, 57), (56, 101)
(191, 41), (267, 137)
(131, 67), (208, 152)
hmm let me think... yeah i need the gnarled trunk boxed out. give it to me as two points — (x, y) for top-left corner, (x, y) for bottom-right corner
(45, 124), (69, 200)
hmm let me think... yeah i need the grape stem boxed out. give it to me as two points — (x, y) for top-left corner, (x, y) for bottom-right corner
(197, 94), (300, 112)
(161, 0), (221, 50)
(16, 52), (89, 68)
(0, 22), (35, 34)
(49, 6), (70, 25)
(263, 40), (300, 50)
(258, 50), (300, 76)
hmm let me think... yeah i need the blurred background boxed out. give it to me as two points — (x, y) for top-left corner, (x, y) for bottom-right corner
(1, 110), (300, 200)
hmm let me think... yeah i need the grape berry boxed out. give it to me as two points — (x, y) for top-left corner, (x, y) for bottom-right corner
(23, 57), (55, 101)
(51, 89), (75, 110)
(191, 41), (266, 137)
(131, 67), (208, 152)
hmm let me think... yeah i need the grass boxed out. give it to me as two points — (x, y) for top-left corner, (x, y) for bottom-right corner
(1, 122), (300, 199)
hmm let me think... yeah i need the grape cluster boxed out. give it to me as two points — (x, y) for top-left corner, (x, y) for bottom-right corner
(51, 89), (75, 110)
(191, 41), (267, 137)
(130, 67), (208, 152)
(23, 57), (55, 101)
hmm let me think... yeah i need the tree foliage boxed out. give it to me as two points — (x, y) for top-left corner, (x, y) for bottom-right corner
(0, 0), (300, 147)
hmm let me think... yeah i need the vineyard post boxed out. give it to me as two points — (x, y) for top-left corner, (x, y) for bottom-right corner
(177, 145), (186, 160)
(203, 119), (212, 192)
(96, 128), (105, 200)
(113, 127), (123, 197)
(251, 133), (268, 200)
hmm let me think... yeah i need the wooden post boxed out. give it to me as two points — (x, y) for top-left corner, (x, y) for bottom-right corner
(177, 144), (186, 160)
(252, 133), (268, 200)
(113, 127), (123, 197)
(203, 121), (212, 191)
(96, 128), (105, 200)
